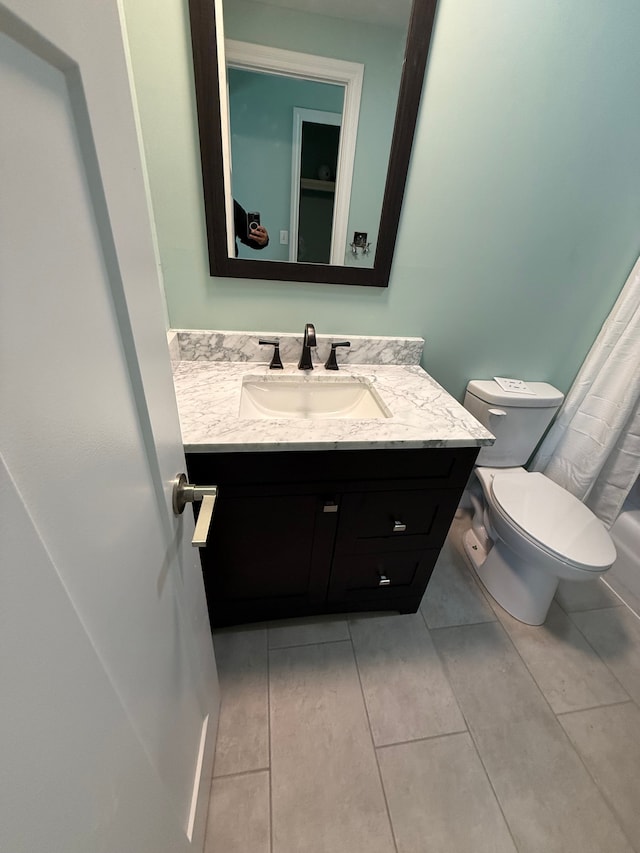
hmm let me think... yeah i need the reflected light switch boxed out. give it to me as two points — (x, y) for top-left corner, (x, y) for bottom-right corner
(279, 230), (288, 245)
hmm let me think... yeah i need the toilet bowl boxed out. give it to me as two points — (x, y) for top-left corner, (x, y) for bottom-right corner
(463, 466), (616, 624)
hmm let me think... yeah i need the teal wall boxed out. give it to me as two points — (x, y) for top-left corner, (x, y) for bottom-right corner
(123, 0), (640, 401)
(228, 69), (344, 261)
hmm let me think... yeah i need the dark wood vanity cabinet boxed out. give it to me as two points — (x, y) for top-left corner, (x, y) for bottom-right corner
(186, 447), (478, 628)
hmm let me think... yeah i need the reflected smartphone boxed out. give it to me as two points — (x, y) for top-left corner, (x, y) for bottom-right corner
(247, 211), (261, 233)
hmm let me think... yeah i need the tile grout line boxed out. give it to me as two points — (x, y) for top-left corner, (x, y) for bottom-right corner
(555, 698), (636, 718)
(213, 766), (270, 780)
(562, 607), (636, 704)
(420, 610), (522, 853)
(423, 614), (497, 630)
(556, 708), (639, 853)
(346, 619), (400, 853)
(375, 728), (470, 751)
(467, 729), (524, 853)
(267, 636), (350, 652)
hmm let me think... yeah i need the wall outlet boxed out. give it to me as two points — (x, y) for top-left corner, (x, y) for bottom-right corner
(279, 230), (288, 245)
(353, 231), (368, 247)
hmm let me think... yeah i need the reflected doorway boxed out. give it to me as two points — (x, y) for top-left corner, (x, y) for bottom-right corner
(292, 110), (341, 264)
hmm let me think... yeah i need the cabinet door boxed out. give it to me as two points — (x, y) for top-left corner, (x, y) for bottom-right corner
(198, 491), (336, 626)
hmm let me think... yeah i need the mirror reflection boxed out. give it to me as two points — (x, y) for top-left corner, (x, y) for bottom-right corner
(229, 67), (346, 263)
(222, 0), (412, 268)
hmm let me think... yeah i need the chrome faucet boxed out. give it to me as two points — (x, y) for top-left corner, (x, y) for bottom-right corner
(298, 323), (316, 370)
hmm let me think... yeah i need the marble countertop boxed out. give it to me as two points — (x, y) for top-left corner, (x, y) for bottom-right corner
(172, 360), (495, 453)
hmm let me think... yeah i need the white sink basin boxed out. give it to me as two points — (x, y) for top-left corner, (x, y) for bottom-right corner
(238, 375), (391, 420)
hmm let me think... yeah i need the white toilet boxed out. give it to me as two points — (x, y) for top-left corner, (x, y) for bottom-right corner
(462, 379), (617, 625)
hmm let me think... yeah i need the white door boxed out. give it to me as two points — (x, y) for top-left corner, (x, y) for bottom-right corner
(0, 2), (219, 851)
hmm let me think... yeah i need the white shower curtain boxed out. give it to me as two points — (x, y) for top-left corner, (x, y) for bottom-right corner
(531, 253), (640, 528)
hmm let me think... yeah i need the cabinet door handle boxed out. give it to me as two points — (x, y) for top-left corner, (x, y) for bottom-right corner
(172, 474), (218, 547)
(393, 520), (407, 533)
(378, 574), (392, 586)
(323, 501), (338, 513)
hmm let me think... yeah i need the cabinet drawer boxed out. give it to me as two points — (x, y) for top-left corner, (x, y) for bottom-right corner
(328, 550), (438, 602)
(335, 489), (459, 553)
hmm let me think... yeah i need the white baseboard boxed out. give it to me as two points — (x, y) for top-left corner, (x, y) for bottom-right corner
(186, 712), (218, 849)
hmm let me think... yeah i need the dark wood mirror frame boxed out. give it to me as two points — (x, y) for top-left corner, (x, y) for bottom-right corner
(188, 0), (437, 288)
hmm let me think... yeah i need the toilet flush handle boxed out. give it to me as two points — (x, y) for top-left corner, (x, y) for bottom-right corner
(488, 407), (507, 423)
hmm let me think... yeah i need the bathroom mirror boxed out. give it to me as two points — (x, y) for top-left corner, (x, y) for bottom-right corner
(188, 0), (437, 287)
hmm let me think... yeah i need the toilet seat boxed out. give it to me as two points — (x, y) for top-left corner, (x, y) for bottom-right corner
(489, 470), (616, 572)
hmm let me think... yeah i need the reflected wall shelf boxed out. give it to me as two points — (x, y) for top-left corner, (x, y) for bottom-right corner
(300, 178), (335, 193)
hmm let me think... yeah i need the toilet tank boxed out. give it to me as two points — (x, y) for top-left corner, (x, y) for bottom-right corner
(464, 380), (564, 467)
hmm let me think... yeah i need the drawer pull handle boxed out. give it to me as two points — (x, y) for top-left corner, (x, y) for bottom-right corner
(378, 574), (392, 587)
(393, 520), (407, 533)
(323, 501), (338, 513)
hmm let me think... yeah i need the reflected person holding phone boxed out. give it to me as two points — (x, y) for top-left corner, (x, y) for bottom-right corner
(233, 200), (269, 256)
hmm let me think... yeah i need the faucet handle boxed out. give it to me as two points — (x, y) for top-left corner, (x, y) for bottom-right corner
(259, 338), (284, 369)
(324, 341), (351, 370)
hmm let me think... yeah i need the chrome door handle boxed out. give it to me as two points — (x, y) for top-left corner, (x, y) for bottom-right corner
(192, 494), (216, 547)
(172, 473), (218, 547)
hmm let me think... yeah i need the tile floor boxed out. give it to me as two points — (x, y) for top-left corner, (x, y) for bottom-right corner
(203, 514), (640, 853)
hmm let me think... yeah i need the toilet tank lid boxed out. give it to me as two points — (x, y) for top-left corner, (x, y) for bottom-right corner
(466, 380), (564, 408)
